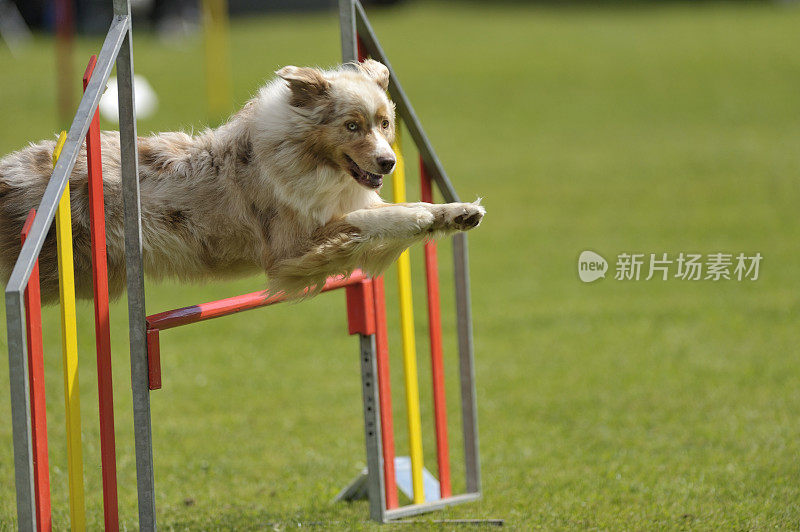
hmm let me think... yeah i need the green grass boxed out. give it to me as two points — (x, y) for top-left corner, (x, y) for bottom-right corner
(2, 1), (800, 528)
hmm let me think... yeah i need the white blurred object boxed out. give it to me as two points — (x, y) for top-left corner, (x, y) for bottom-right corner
(99, 75), (159, 123)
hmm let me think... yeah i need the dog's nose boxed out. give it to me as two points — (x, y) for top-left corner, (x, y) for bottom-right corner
(377, 156), (396, 174)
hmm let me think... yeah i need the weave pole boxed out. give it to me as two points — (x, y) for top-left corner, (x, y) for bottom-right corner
(420, 160), (451, 498)
(391, 126), (425, 504)
(54, 131), (86, 531)
(83, 55), (120, 531)
(22, 209), (51, 531)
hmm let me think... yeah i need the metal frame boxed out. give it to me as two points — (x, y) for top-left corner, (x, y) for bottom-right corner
(358, 332), (386, 521)
(339, 0), (481, 522)
(4, 1), (156, 529)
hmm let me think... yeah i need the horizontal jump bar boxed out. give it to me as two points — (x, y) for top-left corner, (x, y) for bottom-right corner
(146, 270), (366, 331)
(145, 271), (368, 390)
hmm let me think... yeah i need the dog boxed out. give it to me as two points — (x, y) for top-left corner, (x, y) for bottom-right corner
(0, 60), (484, 303)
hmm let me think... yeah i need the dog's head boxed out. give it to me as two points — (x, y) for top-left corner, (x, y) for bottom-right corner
(276, 60), (396, 190)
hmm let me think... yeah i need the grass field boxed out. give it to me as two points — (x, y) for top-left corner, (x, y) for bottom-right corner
(2, 1), (800, 529)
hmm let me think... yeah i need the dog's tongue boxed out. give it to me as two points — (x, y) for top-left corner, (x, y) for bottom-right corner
(348, 158), (383, 189)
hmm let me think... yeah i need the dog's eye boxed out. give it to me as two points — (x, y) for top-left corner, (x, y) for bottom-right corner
(346, 122), (359, 132)
(381, 119), (390, 129)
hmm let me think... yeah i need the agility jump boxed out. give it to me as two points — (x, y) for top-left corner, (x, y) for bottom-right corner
(3, 0), (481, 528)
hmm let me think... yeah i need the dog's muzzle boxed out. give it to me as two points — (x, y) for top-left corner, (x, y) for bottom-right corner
(346, 155), (384, 189)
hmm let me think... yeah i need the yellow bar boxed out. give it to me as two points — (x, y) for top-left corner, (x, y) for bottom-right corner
(202, 0), (232, 120)
(392, 126), (425, 504)
(54, 131), (86, 531)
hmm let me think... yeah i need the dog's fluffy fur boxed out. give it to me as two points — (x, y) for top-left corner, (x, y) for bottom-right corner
(0, 60), (484, 302)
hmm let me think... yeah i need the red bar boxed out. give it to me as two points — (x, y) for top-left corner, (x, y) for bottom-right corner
(345, 279), (376, 336)
(420, 160), (451, 498)
(22, 209), (51, 532)
(146, 329), (161, 391)
(372, 276), (398, 509)
(357, 36), (368, 62)
(84, 55), (119, 531)
(55, 0), (73, 124)
(147, 271), (365, 331)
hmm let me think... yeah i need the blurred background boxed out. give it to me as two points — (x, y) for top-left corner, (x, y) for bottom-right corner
(11, 0), (403, 38)
(1, 0), (799, 529)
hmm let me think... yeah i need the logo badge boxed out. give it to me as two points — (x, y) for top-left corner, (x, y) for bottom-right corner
(578, 250), (608, 283)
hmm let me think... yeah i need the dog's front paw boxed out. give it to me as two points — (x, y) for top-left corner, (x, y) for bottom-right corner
(453, 206), (485, 230)
(438, 202), (486, 232)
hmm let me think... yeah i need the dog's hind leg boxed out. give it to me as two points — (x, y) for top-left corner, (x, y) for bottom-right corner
(266, 202), (485, 297)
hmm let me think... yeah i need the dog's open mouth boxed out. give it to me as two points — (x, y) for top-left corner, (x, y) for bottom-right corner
(345, 155), (383, 189)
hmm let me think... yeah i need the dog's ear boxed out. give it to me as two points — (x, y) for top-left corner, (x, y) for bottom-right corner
(357, 60), (390, 91)
(276, 66), (330, 107)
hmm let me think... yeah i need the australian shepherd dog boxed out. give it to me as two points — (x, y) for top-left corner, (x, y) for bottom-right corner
(0, 60), (484, 302)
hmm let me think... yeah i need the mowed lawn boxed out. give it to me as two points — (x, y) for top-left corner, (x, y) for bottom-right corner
(2, 1), (800, 529)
